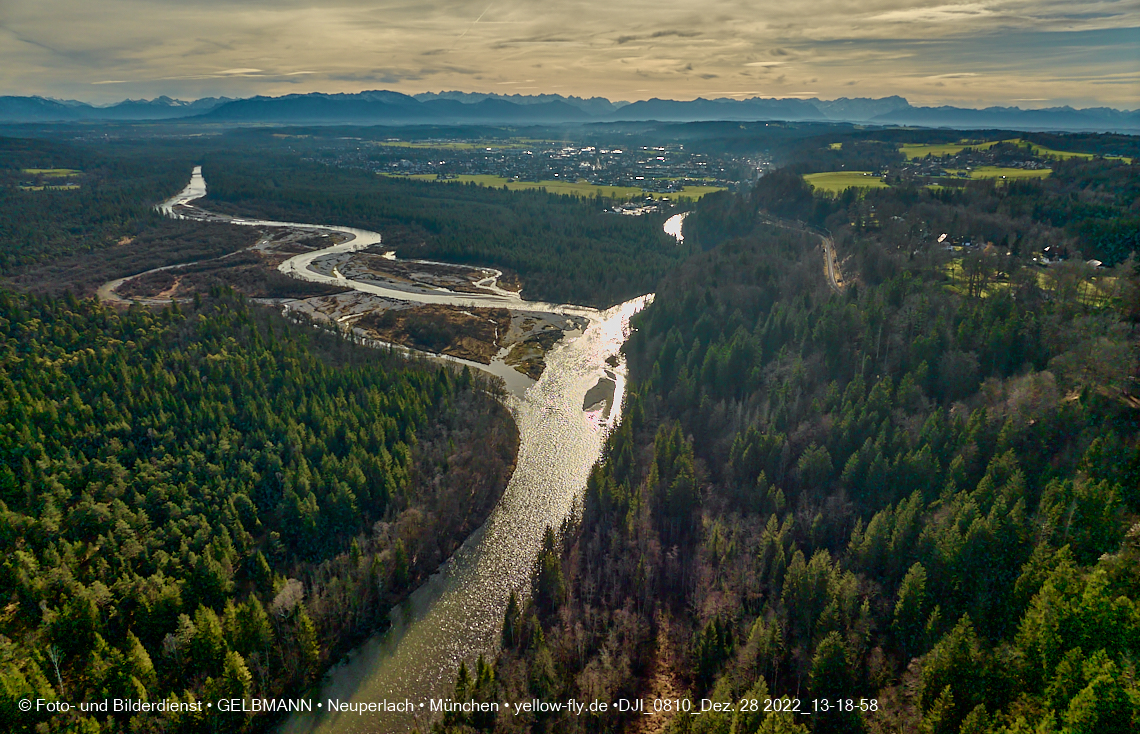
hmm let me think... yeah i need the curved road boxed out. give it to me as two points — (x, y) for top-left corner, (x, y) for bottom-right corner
(757, 211), (844, 292)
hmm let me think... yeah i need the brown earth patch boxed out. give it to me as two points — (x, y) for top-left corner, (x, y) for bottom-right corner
(504, 328), (563, 380)
(118, 250), (344, 300)
(358, 304), (511, 364)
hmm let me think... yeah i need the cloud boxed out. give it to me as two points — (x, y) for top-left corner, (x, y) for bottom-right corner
(0, 0), (1133, 108)
(867, 3), (993, 25)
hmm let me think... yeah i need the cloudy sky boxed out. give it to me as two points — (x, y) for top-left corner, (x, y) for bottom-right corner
(1, 0), (1136, 108)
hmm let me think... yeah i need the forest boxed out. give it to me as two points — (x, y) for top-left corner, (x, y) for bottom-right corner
(0, 288), (518, 733)
(0, 137), (192, 274)
(691, 140), (1138, 269)
(429, 142), (1140, 733)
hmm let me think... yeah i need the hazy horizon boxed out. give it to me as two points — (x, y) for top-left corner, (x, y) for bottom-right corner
(2, 0), (1136, 110)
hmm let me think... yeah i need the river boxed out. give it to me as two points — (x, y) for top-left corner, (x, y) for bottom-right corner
(157, 168), (652, 732)
(663, 211), (689, 242)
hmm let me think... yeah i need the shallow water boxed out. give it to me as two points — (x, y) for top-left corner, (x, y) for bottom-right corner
(663, 211), (689, 242)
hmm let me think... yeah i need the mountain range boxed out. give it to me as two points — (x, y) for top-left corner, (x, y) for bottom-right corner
(1, 90), (1135, 132)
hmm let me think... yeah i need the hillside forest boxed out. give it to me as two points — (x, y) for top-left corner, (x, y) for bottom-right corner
(429, 146), (1140, 734)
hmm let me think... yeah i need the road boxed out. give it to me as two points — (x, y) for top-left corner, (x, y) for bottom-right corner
(821, 231), (843, 292)
(757, 212), (843, 292)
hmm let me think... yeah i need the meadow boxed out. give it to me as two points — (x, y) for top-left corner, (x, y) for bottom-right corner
(384, 173), (724, 200)
(949, 165), (1052, 182)
(900, 139), (1132, 163)
(944, 257), (1117, 306)
(899, 140), (1007, 159)
(20, 167), (82, 176)
(802, 170), (888, 194)
(374, 139), (549, 151)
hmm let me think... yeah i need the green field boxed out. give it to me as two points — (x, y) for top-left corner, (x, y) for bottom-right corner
(828, 143), (843, 150)
(946, 166), (1052, 182)
(803, 171), (888, 194)
(945, 258), (1116, 305)
(21, 168), (82, 177)
(899, 140), (1010, 159)
(658, 185), (726, 201)
(375, 139), (550, 151)
(1021, 142), (1131, 164)
(900, 139), (1132, 164)
(382, 173), (724, 200)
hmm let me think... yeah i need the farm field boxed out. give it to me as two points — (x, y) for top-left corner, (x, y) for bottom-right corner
(899, 140), (1008, 158)
(658, 185), (726, 201)
(900, 139), (1132, 163)
(20, 168), (82, 177)
(1022, 142), (1132, 163)
(374, 139), (548, 150)
(803, 170), (888, 193)
(382, 173), (724, 200)
(947, 166), (1052, 182)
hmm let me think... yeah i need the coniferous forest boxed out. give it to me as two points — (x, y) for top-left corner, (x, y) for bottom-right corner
(0, 290), (517, 732)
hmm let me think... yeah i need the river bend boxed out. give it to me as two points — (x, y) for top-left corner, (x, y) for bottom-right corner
(157, 168), (651, 732)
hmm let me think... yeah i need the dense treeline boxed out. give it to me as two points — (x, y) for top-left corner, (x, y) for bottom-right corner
(5, 220), (263, 298)
(0, 289), (517, 732)
(690, 154), (1139, 270)
(748, 134), (1138, 269)
(0, 137), (191, 274)
(197, 152), (683, 307)
(430, 156), (1140, 733)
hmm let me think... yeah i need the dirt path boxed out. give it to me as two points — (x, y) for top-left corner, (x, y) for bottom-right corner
(626, 618), (686, 734)
(821, 232), (844, 292)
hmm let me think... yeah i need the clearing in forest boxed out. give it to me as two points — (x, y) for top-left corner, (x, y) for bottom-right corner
(803, 171), (888, 194)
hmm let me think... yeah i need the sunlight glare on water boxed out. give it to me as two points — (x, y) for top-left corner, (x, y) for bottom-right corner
(280, 295), (648, 734)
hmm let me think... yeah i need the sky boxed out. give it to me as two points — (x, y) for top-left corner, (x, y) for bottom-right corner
(1, 0), (1137, 109)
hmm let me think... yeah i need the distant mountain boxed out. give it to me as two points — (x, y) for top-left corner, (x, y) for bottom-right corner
(609, 96), (824, 122)
(94, 96), (233, 120)
(0, 91), (1134, 132)
(872, 104), (1140, 131)
(0, 95), (231, 122)
(811, 96), (910, 121)
(196, 91), (594, 124)
(0, 96), (83, 122)
(415, 91), (628, 116)
(195, 91), (426, 123)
